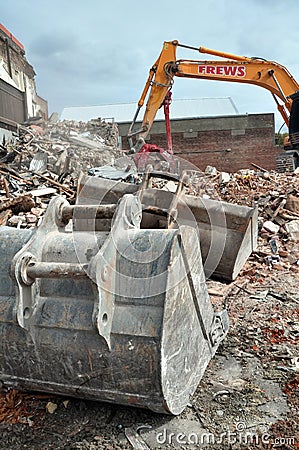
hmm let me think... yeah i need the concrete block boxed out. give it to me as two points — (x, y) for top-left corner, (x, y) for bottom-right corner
(219, 172), (231, 184)
(263, 221), (280, 234)
(205, 165), (218, 176)
(286, 220), (299, 241)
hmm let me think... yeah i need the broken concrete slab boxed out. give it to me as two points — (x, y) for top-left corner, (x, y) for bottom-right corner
(162, 180), (177, 192)
(219, 171), (231, 184)
(69, 134), (111, 151)
(263, 220), (280, 234)
(205, 165), (218, 176)
(286, 219), (299, 241)
(28, 187), (57, 197)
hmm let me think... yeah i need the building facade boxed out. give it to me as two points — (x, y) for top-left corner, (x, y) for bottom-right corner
(0, 23), (47, 137)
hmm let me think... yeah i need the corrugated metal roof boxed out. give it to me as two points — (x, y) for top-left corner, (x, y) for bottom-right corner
(60, 97), (238, 123)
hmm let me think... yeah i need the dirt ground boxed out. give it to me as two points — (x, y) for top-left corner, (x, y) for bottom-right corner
(0, 266), (298, 450)
(0, 149), (298, 449)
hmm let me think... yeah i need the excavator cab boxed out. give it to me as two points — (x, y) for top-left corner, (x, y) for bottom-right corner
(289, 91), (299, 148)
(277, 91), (299, 171)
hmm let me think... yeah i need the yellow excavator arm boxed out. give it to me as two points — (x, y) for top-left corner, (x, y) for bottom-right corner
(128, 40), (299, 153)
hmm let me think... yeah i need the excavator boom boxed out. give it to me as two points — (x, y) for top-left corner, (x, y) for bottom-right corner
(128, 40), (299, 156)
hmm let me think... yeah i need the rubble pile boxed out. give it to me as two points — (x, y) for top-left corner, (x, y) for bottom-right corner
(214, 168), (299, 208)
(1, 147), (299, 244)
(22, 118), (120, 176)
(1, 116), (120, 175)
(198, 166), (299, 277)
(0, 117), (122, 228)
(42, 118), (120, 175)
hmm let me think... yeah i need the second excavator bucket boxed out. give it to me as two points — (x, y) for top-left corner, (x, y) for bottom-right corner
(0, 190), (229, 415)
(77, 170), (258, 282)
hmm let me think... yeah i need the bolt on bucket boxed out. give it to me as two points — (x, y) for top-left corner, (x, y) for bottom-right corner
(0, 190), (229, 415)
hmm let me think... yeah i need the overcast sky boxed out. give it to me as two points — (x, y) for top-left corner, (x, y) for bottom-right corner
(2, 0), (299, 130)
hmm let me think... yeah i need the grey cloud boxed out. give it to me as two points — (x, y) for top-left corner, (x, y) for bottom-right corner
(2, 0), (299, 118)
(30, 32), (77, 57)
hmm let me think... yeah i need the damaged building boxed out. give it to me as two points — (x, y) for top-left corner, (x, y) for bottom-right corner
(0, 23), (47, 141)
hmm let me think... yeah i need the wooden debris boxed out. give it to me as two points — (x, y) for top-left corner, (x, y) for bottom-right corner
(0, 175), (9, 198)
(0, 195), (35, 214)
(0, 209), (11, 226)
(0, 388), (52, 425)
(31, 172), (74, 195)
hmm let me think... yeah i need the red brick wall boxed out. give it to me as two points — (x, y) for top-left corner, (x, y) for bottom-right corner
(120, 113), (281, 172)
(160, 129), (280, 172)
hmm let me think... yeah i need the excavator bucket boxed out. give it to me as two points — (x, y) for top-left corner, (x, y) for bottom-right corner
(0, 190), (229, 415)
(77, 171), (258, 281)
